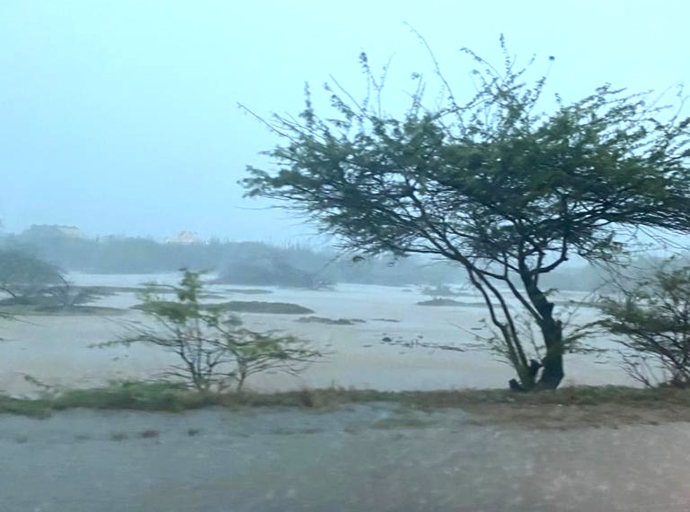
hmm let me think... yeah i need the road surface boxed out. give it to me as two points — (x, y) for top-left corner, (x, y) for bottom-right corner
(0, 404), (688, 512)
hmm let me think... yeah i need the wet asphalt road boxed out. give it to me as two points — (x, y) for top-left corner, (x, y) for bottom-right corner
(1, 405), (689, 512)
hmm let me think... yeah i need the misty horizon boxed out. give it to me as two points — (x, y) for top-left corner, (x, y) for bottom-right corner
(2, 1), (689, 242)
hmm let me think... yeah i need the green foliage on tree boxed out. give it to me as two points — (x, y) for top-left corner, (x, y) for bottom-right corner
(99, 270), (321, 392)
(598, 261), (690, 388)
(242, 36), (690, 390)
(0, 249), (65, 303)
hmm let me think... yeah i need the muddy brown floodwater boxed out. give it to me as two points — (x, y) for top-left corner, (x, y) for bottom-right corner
(0, 273), (633, 396)
(1, 274), (687, 512)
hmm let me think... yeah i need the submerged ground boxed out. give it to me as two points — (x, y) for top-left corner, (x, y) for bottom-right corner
(0, 272), (630, 397)
(1, 273), (688, 511)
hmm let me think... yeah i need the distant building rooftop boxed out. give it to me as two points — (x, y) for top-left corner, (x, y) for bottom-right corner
(166, 231), (205, 245)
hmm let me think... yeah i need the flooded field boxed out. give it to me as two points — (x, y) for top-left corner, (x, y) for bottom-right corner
(0, 273), (633, 396)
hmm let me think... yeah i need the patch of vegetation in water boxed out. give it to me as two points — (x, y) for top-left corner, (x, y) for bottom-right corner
(420, 285), (467, 297)
(416, 298), (463, 306)
(132, 300), (314, 315)
(208, 301), (314, 315)
(0, 304), (126, 316)
(93, 285), (172, 294)
(224, 288), (273, 295)
(99, 285), (223, 299)
(296, 316), (366, 325)
(416, 298), (486, 307)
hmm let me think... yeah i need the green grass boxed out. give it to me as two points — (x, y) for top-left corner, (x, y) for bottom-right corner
(52, 381), (204, 412)
(2, 381), (690, 419)
(0, 395), (55, 418)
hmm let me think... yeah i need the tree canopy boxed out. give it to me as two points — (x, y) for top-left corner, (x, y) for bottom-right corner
(242, 38), (690, 390)
(0, 249), (65, 302)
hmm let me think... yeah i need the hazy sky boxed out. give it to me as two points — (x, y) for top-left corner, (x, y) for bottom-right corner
(0, 0), (687, 242)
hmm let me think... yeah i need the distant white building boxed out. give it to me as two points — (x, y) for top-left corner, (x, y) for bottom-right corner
(166, 231), (205, 245)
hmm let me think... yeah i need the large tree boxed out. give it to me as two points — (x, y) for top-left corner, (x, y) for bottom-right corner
(0, 249), (65, 303)
(241, 39), (690, 390)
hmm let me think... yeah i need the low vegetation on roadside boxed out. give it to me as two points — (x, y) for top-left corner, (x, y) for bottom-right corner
(4, 380), (690, 429)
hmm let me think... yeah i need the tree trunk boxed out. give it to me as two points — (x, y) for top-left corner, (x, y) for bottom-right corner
(518, 267), (565, 390)
(536, 319), (564, 390)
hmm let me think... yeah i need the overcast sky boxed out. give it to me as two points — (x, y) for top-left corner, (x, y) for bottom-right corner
(0, 0), (687, 242)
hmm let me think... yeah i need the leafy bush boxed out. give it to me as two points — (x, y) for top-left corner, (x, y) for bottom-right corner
(598, 263), (690, 388)
(101, 270), (321, 392)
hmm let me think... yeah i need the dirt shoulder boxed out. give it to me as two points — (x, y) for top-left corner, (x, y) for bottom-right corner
(461, 402), (690, 429)
(3, 381), (690, 430)
(2, 404), (690, 512)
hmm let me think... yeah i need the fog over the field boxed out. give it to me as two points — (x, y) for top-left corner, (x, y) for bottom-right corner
(1, 0), (687, 243)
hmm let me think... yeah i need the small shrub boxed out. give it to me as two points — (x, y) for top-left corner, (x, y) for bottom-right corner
(599, 263), (690, 388)
(102, 270), (321, 392)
